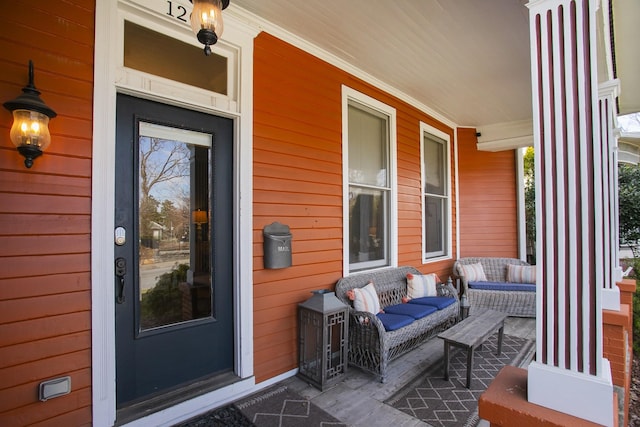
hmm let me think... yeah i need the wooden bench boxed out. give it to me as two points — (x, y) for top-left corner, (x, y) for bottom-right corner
(437, 308), (508, 388)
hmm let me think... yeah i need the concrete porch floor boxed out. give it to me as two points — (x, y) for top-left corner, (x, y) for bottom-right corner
(279, 317), (536, 427)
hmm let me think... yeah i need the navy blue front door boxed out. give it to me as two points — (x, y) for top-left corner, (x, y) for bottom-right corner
(114, 94), (234, 406)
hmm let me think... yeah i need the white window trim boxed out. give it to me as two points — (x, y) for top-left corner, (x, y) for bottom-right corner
(420, 122), (452, 264)
(342, 86), (398, 276)
(517, 147), (527, 261)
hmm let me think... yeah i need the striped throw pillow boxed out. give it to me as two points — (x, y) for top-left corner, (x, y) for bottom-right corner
(460, 263), (487, 282)
(352, 282), (382, 314)
(506, 264), (536, 284)
(406, 273), (438, 299)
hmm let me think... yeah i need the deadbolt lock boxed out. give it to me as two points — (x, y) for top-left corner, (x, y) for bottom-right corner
(114, 227), (126, 246)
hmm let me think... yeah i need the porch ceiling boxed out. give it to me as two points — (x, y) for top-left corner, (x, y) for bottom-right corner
(230, 0), (639, 138)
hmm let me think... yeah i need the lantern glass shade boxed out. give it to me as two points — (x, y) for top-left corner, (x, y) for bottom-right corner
(193, 209), (208, 224)
(191, 0), (224, 40)
(9, 109), (51, 151)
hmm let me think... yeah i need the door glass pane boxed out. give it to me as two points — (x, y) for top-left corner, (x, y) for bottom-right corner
(349, 187), (387, 266)
(124, 21), (228, 95)
(138, 122), (212, 330)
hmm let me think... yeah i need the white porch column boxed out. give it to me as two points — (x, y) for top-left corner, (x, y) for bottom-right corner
(599, 80), (622, 310)
(526, 0), (614, 425)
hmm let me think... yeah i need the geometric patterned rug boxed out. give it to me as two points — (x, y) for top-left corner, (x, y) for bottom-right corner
(235, 384), (348, 427)
(176, 384), (347, 427)
(385, 333), (535, 427)
(175, 404), (254, 427)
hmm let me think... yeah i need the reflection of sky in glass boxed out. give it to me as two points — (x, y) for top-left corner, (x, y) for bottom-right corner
(139, 137), (190, 206)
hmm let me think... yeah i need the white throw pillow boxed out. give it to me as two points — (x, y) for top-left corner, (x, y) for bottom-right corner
(506, 264), (536, 283)
(406, 273), (438, 299)
(352, 282), (382, 314)
(460, 263), (488, 282)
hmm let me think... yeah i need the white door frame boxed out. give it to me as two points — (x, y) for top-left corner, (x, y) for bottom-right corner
(91, 1), (258, 425)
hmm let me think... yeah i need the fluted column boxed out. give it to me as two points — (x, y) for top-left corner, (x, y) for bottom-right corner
(526, 0), (614, 425)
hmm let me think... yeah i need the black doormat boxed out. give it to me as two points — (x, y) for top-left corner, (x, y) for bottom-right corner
(235, 384), (348, 427)
(385, 333), (535, 427)
(175, 404), (255, 427)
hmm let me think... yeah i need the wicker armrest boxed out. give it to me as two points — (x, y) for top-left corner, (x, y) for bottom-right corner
(348, 309), (385, 337)
(460, 277), (470, 295)
(437, 282), (459, 300)
(452, 261), (469, 294)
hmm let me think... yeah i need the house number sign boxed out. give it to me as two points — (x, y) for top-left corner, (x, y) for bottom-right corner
(165, 0), (193, 23)
(127, 0), (194, 27)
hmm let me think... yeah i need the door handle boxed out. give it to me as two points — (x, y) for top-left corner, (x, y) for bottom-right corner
(115, 257), (126, 304)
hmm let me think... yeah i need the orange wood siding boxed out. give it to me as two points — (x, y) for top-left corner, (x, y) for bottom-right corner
(253, 33), (458, 382)
(0, 2), (94, 426)
(457, 128), (519, 257)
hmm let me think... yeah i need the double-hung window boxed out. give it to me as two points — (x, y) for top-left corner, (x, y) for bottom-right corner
(343, 87), (397, 273)
(421, 123), (451, 261)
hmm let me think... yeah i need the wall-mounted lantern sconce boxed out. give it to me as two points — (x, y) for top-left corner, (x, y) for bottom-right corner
(192, 209), (208, 240)
(192, 209), (208, 226)
(3, 60), (57, 169)
(190, 0), (230, 56)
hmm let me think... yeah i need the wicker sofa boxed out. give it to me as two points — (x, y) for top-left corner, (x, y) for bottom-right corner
(453, 257), (536, 317)
(335, 266), (459, 382)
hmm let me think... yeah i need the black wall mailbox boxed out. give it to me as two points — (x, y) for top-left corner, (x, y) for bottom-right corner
(263, 222), (292, 269)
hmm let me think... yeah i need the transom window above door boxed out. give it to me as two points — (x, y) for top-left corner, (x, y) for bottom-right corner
(116, 13), (239, 113)
(124, 21), (228, 95)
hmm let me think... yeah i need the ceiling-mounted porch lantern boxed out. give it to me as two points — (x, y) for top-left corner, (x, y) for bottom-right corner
(190, 0), (230, 56)
(3, 60), (57, 168)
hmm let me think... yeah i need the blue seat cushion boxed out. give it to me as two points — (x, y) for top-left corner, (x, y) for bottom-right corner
(376, 312), (415, 331)
(408, 296), (457, 310)
(384, 303), (437, 319)
(469, 281), (536, 292)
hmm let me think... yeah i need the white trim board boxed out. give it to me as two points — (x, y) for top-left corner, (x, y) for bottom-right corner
(121, 378), (256, 427)
(516, 148), (527, 261)
(476, 119), (533, 152)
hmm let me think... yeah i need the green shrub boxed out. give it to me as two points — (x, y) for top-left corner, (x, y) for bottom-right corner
(140, 263), (189, 329)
